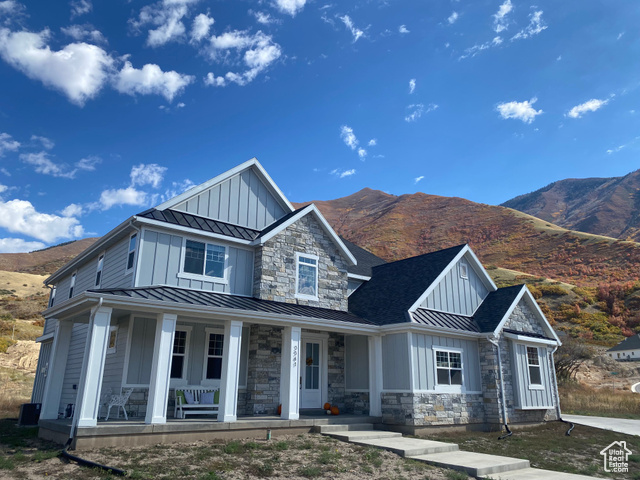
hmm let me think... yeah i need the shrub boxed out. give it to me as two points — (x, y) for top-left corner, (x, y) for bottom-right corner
(0, 338), (16, 354)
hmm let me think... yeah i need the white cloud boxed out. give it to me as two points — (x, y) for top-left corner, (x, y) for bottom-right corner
(566, 98), (609, 119)
(339, 15), (363, 42)
(204, 72), (226, 87)
(0, 237), (46, 253)
(0, 132), (20, 156)
(97, 187), (147, 210)
(31, 135), (54, 149)
(160, 178), (195, 202)
(493, 0), (512, 33)
(459, 36), (502, 60)
(130, 0), (201, 47)
(190, 13), (213, 43)
(511, 10), (546, 41)
(414, 176), (424, 184)
(447, 12), (458, 25)
(617, 32), (624, 41)
(0, 168), (9, 176)
(273, 0), (306, 16)
(0, 28), (113, 106)
(61, 24), (107, 44)
(405, 103), (438, 122)
(114, 61), (194, 102)
(0, 198), (84, 242)
(177, 102), (185, 108)
(251, 11), (277, 25)
(75, 155), (101, 171)
(399, 24), (409, 34)
(0, 1), (26, 20)
(409, 78), (416, 94)
(70, 0), (92, 19)
(358, 148), (367, 160)
(330, 168), (355, 178)
(130, 163), (167, 188)
(61, 203), (83, 217)
(368, 138), (377, 146)
(20, 151), (77, 178)
(340, 125), (358, 150)
(496, 97), (542, 124)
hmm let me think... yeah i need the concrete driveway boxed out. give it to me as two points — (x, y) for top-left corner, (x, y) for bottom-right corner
(562, 414), (640, 436)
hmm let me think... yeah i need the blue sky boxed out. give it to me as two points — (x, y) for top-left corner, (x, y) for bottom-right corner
(0, 0), (639, 253)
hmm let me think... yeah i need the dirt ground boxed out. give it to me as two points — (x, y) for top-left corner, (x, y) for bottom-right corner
(575, 349), (640, 392)
(0, 340), (40, 374)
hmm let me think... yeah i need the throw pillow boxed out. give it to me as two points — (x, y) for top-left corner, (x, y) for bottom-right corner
(200, 391), (214, 404)
(184, 391), (195, 405)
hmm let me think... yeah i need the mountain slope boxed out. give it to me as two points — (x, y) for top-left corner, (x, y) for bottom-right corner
(0, 238), (98, 276)
(502, 169), (640, 241)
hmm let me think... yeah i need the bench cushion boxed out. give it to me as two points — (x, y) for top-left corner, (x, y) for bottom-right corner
(176, 390), (186, 406)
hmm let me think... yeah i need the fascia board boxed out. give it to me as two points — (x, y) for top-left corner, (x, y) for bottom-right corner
(381, 320), (484, 339)
(134, 216), (253, 246)
(464, 246), (498, 291)
(503, 332), (558, 346)
(347, 273), (371, 281)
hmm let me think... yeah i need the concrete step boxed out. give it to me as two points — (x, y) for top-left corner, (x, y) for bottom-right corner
(410, 451), (530, 477)
(350, 437), (458, 457)
(315, 423), (375, 433)
(491, 467), (598, 480)
(325, 430), (402, 441)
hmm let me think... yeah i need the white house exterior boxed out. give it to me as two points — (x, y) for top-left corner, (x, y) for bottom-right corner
(607, 334), (640, 361)
(31, 158), (562, 446)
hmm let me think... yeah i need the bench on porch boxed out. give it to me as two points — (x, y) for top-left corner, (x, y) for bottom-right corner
(174, 388), (220, 419)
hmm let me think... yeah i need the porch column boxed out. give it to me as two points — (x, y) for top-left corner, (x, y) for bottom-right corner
(218, 320), (243, 422)
(145, 313), (177, 424)
(368, 335), (383, 417)
(40, 319), (73, 420)
(75, 306), (112, 428)
(280, 326), (301, 420)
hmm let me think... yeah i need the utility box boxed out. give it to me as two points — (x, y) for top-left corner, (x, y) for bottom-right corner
(18, 403), (41, 426)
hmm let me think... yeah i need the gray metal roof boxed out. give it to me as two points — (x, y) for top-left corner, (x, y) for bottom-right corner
(412, 309), (480, 333)
(89, 286), (375, 326)
(607, 333), (640, 352)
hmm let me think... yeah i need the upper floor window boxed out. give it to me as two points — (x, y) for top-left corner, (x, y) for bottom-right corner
(69, 271), (77, 298)
(126, 234), (137, 272)
(296, 253), (318, 299)
(49, 286), (56, 308)
(183, 240), (225, 279)
(95, 253), (104, 287)
(435, 349), (463, 386)
(526, 346), (542, 386)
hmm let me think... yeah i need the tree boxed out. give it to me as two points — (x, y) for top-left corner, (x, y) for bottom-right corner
(553, 336), (594, 382)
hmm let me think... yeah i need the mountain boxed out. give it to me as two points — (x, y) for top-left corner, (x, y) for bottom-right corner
(0, 238), (99, 276)
(502, 170), (640, 242)
(296, 188), (640, 288)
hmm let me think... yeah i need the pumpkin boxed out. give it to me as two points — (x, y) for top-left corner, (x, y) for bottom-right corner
(277, 404), (282, 415)
(330, 405), (339, 415)
(323, 402), (331, 411)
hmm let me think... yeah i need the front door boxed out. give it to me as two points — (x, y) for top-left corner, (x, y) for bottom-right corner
(300, 338), (324, 408)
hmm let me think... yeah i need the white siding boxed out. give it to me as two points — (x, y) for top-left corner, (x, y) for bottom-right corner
(382, 333), (411, 390)
(173, 169), (287, 230)
(345, 335), (369, 390)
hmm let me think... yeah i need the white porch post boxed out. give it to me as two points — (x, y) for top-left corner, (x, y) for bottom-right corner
(280, 326), (301, 420)
(368, 335), (383, 417)
(40, 320), (73, 420)
(218, 320), (243, 422)
(145, 313), (177, 424)
(75, 306), (112, 428)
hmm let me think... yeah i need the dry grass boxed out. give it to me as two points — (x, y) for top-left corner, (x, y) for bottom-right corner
(559, 382), (640, 419)
(0, 367), (33, 419)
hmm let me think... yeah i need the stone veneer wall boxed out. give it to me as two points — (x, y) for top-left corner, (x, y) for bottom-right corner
(253, 214), (349, 311)
(327, 332), (346, 410)
(381, 393), (485, 426)
(344, 392), (370, 415)
(244, 325), (282, 416)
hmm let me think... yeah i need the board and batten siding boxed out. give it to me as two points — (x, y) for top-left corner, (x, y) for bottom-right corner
(173, 169), (286, 230)
(31, 340), (52, 403)
(138, 229), (254, 295)
(510, 342), (555, 409)
(411, 334), (481, 392)
(345, 335), (369, 390)
(59, 324), (89, 415)
(382, 333), (411, 390)
(100, 317), (129, 403)
(421, 257), (489, 316)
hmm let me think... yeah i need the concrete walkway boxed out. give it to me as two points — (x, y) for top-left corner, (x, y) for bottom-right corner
(563, 414), (640, 436)
(316, 423), (596, 479)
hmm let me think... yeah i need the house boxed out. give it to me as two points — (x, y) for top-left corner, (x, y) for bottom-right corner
(31, 158), (562, 448)
(606, 334), (640, 361)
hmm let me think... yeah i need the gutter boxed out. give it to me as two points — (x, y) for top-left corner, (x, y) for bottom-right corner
(487, 334), (512, 440)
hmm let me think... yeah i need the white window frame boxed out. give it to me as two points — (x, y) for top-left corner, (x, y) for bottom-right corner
(170, 326), (192, 387)
(107, 325), (118, 354)
(95, 252), (105, 288)
(125, 233), (137, 275)
(526, 345), (544, 390)
(295, 252), (319, 301)
(433, 347), (464, 393)
(49, 286), (56, 308)
(69, 271), (77, 298)
(459, 261), (469, 279)
(177, 237), (228, 284)
(201, 327), (225, 386)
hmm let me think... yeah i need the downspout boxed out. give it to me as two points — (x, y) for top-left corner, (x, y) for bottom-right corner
(549, 345), (575, 436)
(487, 335), (512, 440)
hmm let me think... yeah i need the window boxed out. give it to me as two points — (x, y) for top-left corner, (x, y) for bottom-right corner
(183, 240), (225, 279)
(526, 346), (542, 386)
(126, 234), (137, 272)
(69, 271), (77, 298)
(95, 254), (104, 287)
(49, 286), (56, 308)
(296, 253), (318, 298)
(204, 331), (224, 380)
(435, 350), (463, 386)
(107, 326), (118, 354)
(171, 329), (189, 380)
(459, 262), (468, 279)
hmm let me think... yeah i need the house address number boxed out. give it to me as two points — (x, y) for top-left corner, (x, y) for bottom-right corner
(293, 345), (297, 367)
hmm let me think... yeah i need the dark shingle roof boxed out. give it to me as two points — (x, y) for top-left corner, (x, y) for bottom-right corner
(340, 237), (386, 277)
(138, 209), (261, 241)
(607, 334), (640, 352)
(254, 206), (308, 240)
(412, 309), (480, 332)
(348, 244), (466, 326)
(89, 286), (374, 326)
(472, 285), (524, 332)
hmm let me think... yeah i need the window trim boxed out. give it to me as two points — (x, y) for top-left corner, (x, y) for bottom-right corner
(125, 233), (137, 275)
(526, 345), (544, 390)
(69, 271), (77, 299)
(459, 261), (469, 279)
(201, 327), (225, 386)
(433, 347), (464, 393)
(95, 252), (105, 288)
(295, 252), (319, 301)
(49, 286), (56, 308)
(170, 326), (192, 387)
(177, 237), (229, 284)
(107, 325), (118, 354)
